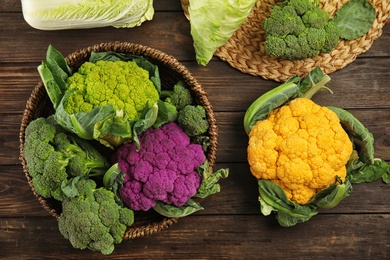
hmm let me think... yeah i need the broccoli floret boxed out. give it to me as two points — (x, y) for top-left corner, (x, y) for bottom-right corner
(58, 178), (134, 255)
(286, 0), (314, 15)
(23, 116), (110, 201)
(322, 21), (341, 53)
(301, 7), (329, 29)
(262, 5), (305, 36)
(263, 0), (339, 60)
(160, 81), (193, 110)
(177, 105), (209, 137)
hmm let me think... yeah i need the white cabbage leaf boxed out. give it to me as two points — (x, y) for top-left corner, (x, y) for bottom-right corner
(21, 0), (154, 30)
(188, 0), (257, 66)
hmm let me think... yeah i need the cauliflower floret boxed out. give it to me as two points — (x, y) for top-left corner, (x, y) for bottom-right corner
(247, 98), (353, 204)
(116, 122), (206, 211)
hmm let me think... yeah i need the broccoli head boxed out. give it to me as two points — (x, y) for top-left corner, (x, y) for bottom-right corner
(177, 105), (209, 137)
(64, 60), (159, 121)
(160, 81), (193, 110)
(23, 116), (110, 201)
(263, 0), (339, 60)
(115, 122), (206, 211)
(58, 178), (134, 255)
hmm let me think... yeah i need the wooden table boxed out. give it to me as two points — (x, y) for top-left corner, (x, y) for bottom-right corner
(1, 1), (389, 259)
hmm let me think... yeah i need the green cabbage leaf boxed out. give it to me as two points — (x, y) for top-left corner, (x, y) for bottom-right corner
(188, 0), (257, 66)
(21, 0), (154, 30)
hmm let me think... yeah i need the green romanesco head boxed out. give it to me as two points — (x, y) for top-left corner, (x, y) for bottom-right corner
(64, 60), (159, 121)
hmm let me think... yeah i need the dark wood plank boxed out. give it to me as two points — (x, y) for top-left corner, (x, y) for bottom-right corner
(1, 214), (389, 258)
(0, 12), (194, 63)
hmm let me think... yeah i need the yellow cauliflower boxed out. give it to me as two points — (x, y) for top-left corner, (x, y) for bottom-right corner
(247, 98), (353, 204)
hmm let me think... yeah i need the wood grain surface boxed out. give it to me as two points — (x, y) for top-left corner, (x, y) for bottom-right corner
(1, 1), (389, 259)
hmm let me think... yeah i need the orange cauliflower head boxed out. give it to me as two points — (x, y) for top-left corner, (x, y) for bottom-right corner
(247, 98), (353, 204)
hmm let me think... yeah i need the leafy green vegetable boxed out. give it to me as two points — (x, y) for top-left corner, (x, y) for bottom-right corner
(21, 0), (154, 30)
(188, 0), (257, 65)
(332, 0), (376, 40)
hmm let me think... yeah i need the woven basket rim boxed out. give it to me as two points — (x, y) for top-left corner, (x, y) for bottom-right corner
(19, 41), (218, 240)
(181, 0), (390, 82)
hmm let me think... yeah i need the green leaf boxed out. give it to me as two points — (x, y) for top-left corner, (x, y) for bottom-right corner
(93, 110), (132, 148)
(103, 163), (126, 206)
(348, 158), (390, 184)
(131, 102), (159, 151)
(61, 176), (81, 198)
(258, 180), (318, 227)
(298, 67), (332, 99)
(153, 199), (203, 218)
(332, 0), (376, 40)
(153, 100), (178, 129)
(328, 106), (375, 165)
(314, 179), (352, 209)
(38, 45), (72, 109)
(54, 89), (116, 140)
(195, 161), (229, 199)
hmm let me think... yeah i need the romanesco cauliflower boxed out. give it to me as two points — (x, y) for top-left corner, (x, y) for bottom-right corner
(65, 60), (159, 120)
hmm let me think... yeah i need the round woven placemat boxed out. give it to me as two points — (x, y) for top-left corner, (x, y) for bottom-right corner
(19, 41), (218, 240)
(181, 0), (390, 82)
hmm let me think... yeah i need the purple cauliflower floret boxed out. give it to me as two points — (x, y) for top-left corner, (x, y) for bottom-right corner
(116, 122), (206, 211)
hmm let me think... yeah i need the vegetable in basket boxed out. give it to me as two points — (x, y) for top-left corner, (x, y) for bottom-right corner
(187, 0), (258, 66)
(21, 0), (154, 30)
(58, 178), (134, 255)
(244, 67), (390, 227)
(23, 116), (110, 201)
(38, 45), (162, 149)
(105, 122), (229, 218)
(263, 0), (376, 60)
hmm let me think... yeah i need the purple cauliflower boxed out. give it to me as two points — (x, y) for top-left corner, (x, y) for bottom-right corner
(115, 122), (206, 211)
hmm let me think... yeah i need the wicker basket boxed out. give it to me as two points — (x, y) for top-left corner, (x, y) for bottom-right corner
(19, 41), (218, 240)
(181, 0), (390, 82)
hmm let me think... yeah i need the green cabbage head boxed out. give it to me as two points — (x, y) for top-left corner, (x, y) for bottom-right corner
(188, 0), (257, 66)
